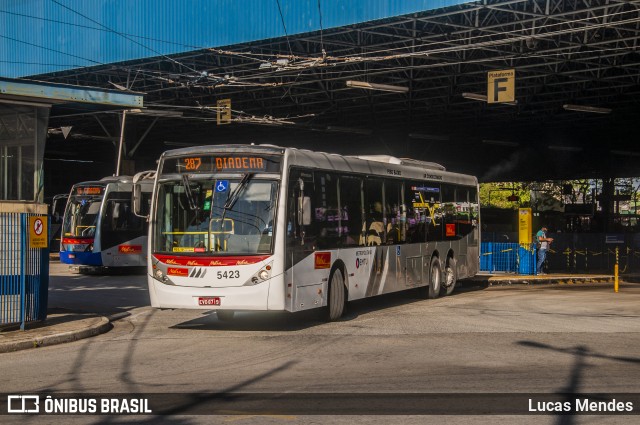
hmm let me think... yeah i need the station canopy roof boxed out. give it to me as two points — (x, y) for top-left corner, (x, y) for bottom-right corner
(28, 0), (640, 182)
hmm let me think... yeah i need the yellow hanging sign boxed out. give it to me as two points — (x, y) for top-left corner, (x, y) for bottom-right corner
(217, 99), (231, 125)
(487, 69), (515, 103)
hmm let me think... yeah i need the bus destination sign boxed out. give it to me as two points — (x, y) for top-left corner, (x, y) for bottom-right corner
(163, 154), (281, 174)
(75, 186), (104, 196)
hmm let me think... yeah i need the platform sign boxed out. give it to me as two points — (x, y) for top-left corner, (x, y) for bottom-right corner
(217, 98), (231, 125)
(29, 216), (48, 248)
(487, 69), (515, 103)
(518, 208), (532, 245)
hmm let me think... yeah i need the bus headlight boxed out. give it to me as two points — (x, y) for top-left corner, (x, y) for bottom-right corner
(154, 269), (166, 281)
(244, 263), (273, 286)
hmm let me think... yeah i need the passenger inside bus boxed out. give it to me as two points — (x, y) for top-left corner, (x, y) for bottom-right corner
(365, 201), (384, 246)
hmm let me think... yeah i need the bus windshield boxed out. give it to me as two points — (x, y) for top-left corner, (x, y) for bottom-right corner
(62, 195), (103, 238)
(154, 178), (278, 255)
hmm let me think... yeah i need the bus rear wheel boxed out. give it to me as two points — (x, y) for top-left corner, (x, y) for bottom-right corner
(441, 257), (457, 296)
(428, 257), (442, 299)
(217, 310), (235, 321)
(325, 267), (346, 321)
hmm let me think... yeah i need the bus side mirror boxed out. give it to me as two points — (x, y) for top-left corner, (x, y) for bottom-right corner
(298, 196), (311, 226)
(132, 170), (155, 219)
(132, 183), (148, 219)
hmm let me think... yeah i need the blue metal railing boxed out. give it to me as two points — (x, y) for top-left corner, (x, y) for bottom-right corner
(480, 242), (537, 275)
(1, 213), (49, 329)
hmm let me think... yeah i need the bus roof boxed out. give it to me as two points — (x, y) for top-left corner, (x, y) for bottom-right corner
(161, 144), (477, 185)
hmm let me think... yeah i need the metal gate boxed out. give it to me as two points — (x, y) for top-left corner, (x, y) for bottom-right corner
(480, 242), (537, 275)
(0, 213), (49, 329)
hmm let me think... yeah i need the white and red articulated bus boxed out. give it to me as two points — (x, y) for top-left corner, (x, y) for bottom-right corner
(134, 144), (479, 321)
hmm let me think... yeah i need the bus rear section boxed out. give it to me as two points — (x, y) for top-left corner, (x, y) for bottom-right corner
(60, 176), (151, 272)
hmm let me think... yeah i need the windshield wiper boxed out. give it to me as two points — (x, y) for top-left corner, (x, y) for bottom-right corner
(182, 174), (198, 211)
(220, 173), (253, 224)
(224, 173), (253, 210)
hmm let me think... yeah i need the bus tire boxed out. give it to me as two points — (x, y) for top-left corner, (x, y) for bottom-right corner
(325, 267), (346, 321)
(217, 310), (235, 321)
(441, 257), (457, 297)
(428, 256), (442, 299)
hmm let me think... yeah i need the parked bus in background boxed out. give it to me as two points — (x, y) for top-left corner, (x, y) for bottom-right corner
(134, 145), (479, 321)
(49, 193), (68, 252)
(61, 176), (152, 272)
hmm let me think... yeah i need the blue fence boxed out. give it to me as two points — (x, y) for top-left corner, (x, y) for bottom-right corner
(0, 213), (49, 329)
(480, 242), (537, 275)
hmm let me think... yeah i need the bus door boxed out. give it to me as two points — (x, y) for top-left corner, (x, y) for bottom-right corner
(285, 169), (327, 311)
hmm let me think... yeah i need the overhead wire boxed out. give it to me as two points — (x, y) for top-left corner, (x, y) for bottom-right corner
(222, 6), (639, 69)
(6, 1), (637, 99)
(338, 4), (640, 60)
(318, 0), (325, 57)
(214, 9), (640, 84)
(48, 0), (205, 76)
(0, 9), (207, 51)
(0, 34), (103, 66)
(274, 0), (295, 58)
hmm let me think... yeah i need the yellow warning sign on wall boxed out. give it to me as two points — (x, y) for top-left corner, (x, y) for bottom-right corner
(518, 208), (532, 245)
(487, 69), (515, 103)
(29, 216), (48, 248)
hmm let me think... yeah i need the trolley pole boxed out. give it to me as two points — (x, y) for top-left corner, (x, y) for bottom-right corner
(614, 246), (619, 293)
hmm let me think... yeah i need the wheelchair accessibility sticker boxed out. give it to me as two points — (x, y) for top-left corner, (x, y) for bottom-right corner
(216, 180), (229, 192)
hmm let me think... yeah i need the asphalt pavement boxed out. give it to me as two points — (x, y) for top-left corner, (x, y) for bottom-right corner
(1, 262), (639, 423)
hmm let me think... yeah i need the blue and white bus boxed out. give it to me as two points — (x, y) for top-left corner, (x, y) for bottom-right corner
(61, 176), (152, 272)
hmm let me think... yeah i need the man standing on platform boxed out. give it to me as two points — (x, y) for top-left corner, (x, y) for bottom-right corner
(536, 225), (553, 275)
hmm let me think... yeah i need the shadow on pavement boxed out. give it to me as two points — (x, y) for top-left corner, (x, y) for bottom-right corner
(170, 282), (487, 332)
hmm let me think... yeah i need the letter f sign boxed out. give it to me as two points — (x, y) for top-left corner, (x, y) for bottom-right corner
(487, 69), (515, 103)
(492, 78), (508, 102)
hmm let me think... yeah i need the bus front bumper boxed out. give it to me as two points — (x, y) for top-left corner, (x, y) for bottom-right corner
(148, 277), (273, 311)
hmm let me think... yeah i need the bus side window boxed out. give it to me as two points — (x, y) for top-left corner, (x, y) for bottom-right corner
(338, 175), (363, 247)
(312, 172), (340, 249)
(405, 181), (430, 243)
(442, 184), (456, 240)
(364, 178), (384, 246)
(385, 179), (404, 245)
(456, 187), (472, 237)
(287, 169), (314, 243)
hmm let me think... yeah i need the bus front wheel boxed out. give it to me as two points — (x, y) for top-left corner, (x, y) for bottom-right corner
(325, 267), (346, 321)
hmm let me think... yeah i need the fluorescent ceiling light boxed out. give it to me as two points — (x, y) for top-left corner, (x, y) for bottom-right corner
(326, 125), (372, 135)
(548, 145), (583, 152)
(482, 139), (519, 147)
(462, 92), (517, 105)
(408, 133), (449, 141)
(562, 104), (611, 114)
(611, 150), (640, 157)
(462, 92), (487, 101)
(128, 108), (183, 117)
(345, 80), (409, 93)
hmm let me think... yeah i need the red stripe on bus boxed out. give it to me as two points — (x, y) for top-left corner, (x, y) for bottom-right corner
(62, 238), (94, 244)
(153, 254), (270, 267)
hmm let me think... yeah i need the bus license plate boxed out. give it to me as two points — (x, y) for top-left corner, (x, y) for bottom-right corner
(198, 297), (221, 306)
